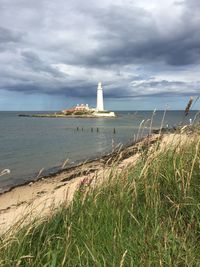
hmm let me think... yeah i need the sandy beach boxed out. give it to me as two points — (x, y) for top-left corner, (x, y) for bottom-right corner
(0, 132), (185, 235)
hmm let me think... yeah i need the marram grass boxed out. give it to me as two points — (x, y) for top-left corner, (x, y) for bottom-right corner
(0, 134), (199, 266)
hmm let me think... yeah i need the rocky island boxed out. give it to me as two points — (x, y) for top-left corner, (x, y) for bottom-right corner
(19, 82), (116, 118)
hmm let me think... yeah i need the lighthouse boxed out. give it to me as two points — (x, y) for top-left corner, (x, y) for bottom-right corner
(96, 82), (104, 111)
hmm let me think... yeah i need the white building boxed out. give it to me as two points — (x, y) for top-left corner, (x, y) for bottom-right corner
(94, 82), (116, 117)
(96, 82), (104, 111)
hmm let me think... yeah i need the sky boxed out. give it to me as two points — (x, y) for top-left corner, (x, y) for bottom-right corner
(0, 0), (200, 111)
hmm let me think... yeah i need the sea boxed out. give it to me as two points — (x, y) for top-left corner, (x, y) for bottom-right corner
(0, 110), (199, 193)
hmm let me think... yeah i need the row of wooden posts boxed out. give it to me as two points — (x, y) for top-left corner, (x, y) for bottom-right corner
(76, 127), (116, 134)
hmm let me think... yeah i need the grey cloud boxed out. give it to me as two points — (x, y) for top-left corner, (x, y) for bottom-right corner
(1, 80), (97, 98)
(128, 79), (200, 98)
(0, 0), (200, 100)
(0, 27), (22, 43)
(20, 51), (65, 78)
(75, 4), (200, 67)
(0, 27), (24, 52)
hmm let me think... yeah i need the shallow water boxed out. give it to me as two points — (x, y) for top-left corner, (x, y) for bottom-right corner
(0, 110), (198, 192)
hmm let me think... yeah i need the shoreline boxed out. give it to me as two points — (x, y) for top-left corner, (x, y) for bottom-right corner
(0, 134), (152, 195)
(0, 125), (180, 235)
(0, 133), (162, 234)
(0, 127), (173, 195)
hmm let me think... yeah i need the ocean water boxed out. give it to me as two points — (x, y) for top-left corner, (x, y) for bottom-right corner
(0, 110), (198, 193)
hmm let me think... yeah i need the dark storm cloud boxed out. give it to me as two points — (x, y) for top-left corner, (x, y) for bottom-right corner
(0, 0), (200, 99)
(0, 27), (22, 44)
(21, 51), (65, 77)
(76, 3), (200, 67)
(0, 27), (24, 51)
(99, 80), (200, 98)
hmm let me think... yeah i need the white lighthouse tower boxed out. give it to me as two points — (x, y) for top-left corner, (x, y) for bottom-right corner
(96, 82), (104, 111)
(94, 82), (115, 117)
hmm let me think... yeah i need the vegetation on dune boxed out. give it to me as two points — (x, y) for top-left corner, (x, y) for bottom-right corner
(0, 129), (200, 266)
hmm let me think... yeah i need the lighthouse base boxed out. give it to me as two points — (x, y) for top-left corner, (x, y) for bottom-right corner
(93, 111), (116, 117)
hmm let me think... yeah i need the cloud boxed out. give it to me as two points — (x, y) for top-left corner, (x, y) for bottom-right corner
(0, 0), (200, 103)
(21, 51), (64, 77)
(0, 27), (24, 52)
(74, 2), (200, 67)
(0, 27), (22, 44)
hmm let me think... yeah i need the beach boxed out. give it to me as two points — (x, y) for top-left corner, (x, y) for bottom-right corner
(0, 129), (190, 235)
(0, 133), (160, 235)
(0, 110), (194, 193)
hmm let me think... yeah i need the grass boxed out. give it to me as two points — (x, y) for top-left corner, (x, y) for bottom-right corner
(0, 130), (200, 266)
